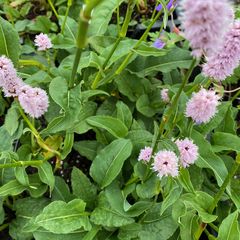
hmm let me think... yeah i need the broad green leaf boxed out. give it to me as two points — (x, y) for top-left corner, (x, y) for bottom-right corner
(127, 47), (192, 77)
(0, 17), (20, 65)
(0, 179), (26, 197)
(86, 115), (128, 139)
(136, 94), (156, 117)
(88, 0), (124, 36)
(133, 43), (169, 57)
(178, 168), (195, 193)
(161, 182), (182, 215)
(71, 167), (97, 208)
(28, 16), (57, 33)
(5, 105), (19, 136)
(212, 132), (240, 153)
(90, 192), (134, 227)
(33, 231), (85, 240)
(52, 176), (73, 202)
(116, 101), (133, 129)
(27, 174), (48, 198)
(139, 204), (178, 240)
(37, 162), (55, 192)
(118, 223), (142, 240)
(15, 167), (29, 186)
(0, 126), (13, 151)
(9, 197), (50, 240)
(90, 138), (132, 188)
(32, 199), (91, 234)
(74, 140), (101, 161)
(0, 152), (16, 185)
(218, 211), (240, 240)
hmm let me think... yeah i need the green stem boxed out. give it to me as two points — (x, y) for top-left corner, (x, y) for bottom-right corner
(159, 58), (197, 136)
(0, 223), (9, 232)
(19, 59), (47, 71)
(231, 89), (240, 102)
(115, 10), (162, 75)
(0, 160), (46, 169)
(47, 0), (59, 19)
(208, 222), (219, 233)
(61, 0), (72, 34)
(69, 0), (103, 89)
(194, 154), (240, 240)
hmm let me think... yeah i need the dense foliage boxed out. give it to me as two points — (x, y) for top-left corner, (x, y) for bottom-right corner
(0, 0), (239, 239)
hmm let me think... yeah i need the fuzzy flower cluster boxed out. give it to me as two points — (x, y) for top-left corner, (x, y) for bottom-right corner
(175, 138), (198, 168)
(34, 33), (52, 51)
(180, 0), (233, 57)
(202, 21), (240, 81)
(161, 89), (170, 103)
(185, 88), (220, 124)
(138, 146), (153, 162)
(0, 56), (23, 97)
(0, 56), (49, 118)
(152, 150), (179, 178)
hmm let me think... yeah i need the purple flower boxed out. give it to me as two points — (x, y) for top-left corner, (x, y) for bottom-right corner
(180, 0), (234, 57)
(175, 138), (199, 168)
(156, 0), (176, 11)
(138, 147), (153, 162)
(202, 21), (240, 81)
(34, 33), (52, 51)
(152, 150), (179, 178)
(153, 39), (165, 49)
(18, 85), (49, 118)
(185, 88), (220, 124)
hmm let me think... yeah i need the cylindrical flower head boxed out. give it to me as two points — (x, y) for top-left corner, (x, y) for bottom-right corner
(185, 88), (220, 124)
(18, 85), (49, 118)
(202, 21), (240, 81)
(161, 88), (170, 103)
(152, 150), (179, 178)
(3, 76), (24, 97)
(180, 0), (233, 57)
(138, 146), (153, 162)
(175, 138), (199, 168)
(0, 55), (17, 87)
(34, 33), (52, 51)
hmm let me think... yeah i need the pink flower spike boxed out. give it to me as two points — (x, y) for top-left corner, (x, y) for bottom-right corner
(34, 33), (52, 51)
(202, 21), (240, 81)
(175, 138), (199, 168)
(161, 88), (170, 103)
(138, 147), (153, 162)
(185, 88), (220, 124)
(18, 85), (49, 118)
(180, 0), (234, 57)
(152, 150), (179, 178)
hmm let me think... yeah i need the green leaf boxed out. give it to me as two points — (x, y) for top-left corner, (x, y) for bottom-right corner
(0, 179), (26, 197)
(136, 94), (157, 117)
(0, 152), (16, 185)
(88, 0), (124, 36)
(90, 138), (132, 188)
(161, 182), (182, 215)
(74, 140), (101, 161)
(5, 104), (19, 136)
(15, 167), (29, 186)
(133, 43), (169, 57)
(116, 101), (133, 129)
(71, 167), (97, 208)
(0, 17), (20, 65)
(37, 162), (55, 192)
(33, 231), (85, 240)
(27, 174), (48, 198)
(31, 199), (91, 234)
(212, 132), (240, 153)
(9, 197), (50, 240)
(218, 211), (240, 240)
(86, 115), (128, 139)
(90, 192), (134, 227)
(52, 176), (73, 202)
(127, 47), (192, 77)
(28, 16), (57, 33)
(0, 198), (4, 225)
(178, 168), (195, 193)
(0, 126), (13, 151)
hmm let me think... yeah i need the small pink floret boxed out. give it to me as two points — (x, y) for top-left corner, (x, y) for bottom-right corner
(152, 150), (179, 178)
(34, 33), (52, 51)
(138, 146), (153, 162)
(175, 138), (199, 168)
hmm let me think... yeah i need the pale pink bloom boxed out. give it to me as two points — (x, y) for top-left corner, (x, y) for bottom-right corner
(0, 56), (24, 97)
(202, 21), (240, 81)
(0, 56), (17, 87)
(185, 88), (220, 124)
(18, 85), (49, 118)
(175, 138), (199, 168)
(34, 33), (52, 51)
(161, 88), (170, 103)
(138, 146), (153, 162)
(180, 0), (234, 57)
(152, 150), (179, 178)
